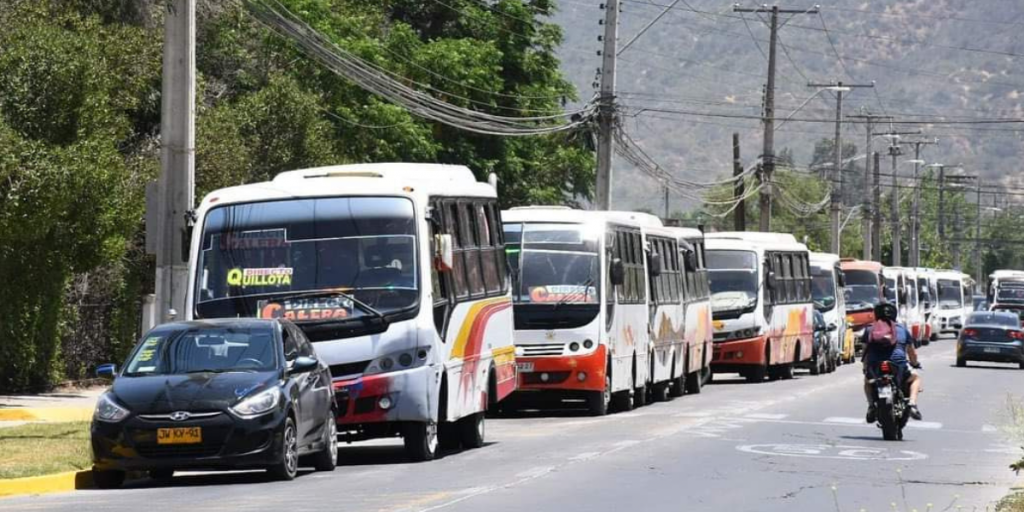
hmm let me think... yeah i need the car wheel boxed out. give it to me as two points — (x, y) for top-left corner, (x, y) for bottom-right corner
(92, 469), (125, 489)
(268, 416), (299, 481)
(403, 421), (439, 462)
(810, 349), (821, 376)
(956, 357), (967, 368)
(312, 418), (338, 472)
(148, 469), (173, 481)
(458, 412), (485, 449)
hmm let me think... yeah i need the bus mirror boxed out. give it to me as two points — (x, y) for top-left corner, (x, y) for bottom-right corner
(767, 271), (778, 290)
(435, 234), (454, 271)
(837, 270), (846, 287)
(610, 258), (626, 286)
(649, 253), (663, 277)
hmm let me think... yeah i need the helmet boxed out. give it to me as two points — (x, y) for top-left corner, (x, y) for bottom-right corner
(874, 302), (897, 321)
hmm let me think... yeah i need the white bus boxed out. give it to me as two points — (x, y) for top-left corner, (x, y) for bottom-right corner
(988, 270), (1024, 309)
(914, 268), (937, 342)
(933, 270), (969, 336)
(882, 267), (925, 342)
(809, 252), (846, 372)
(706, 233), (814, 382)
(187, 163), (517, 461)
(667, 226), (713, 393)
(502, 208), (666, 414)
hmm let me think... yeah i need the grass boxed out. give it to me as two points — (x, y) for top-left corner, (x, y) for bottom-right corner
(1000, 491), (1024, 512)
(0, 422), (91, 479)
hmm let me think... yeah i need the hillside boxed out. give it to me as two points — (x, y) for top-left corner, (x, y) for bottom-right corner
(551, 0), (1024, 212)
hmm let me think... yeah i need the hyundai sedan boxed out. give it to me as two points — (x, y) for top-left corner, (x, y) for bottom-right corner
(956, 311), (1024, 369)
(90, 318), (337, 488)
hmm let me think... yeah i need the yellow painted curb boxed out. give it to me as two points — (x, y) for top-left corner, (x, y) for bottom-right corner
(0, 470), (92, 498)
(0, 408), (93, 423)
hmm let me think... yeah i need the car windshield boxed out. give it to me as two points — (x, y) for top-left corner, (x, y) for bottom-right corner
(123, 326), (278, 376)
(505, 223), (600, 305)
(967, 312), (1019, 327)
(811, 266), (836, 311)
(707, 250), (758, 313)
(937, 279), (962, 308)
(194, 197), (417, 320)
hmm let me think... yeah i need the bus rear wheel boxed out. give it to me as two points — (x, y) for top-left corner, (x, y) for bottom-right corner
(458, 412), (485, 449)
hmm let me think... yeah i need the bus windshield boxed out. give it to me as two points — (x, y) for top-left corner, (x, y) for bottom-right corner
(811, 266), (837, 311)
(883, 277), (897, 303)
(937, 279), (962, 309)
(194, 197), (418, 321)
(504, 222), (600, 329)
(843, 269), (880, 311)
(707, 250), (758, 313)
(997, 284), (1024, 303)
(917, 277), (931, 305)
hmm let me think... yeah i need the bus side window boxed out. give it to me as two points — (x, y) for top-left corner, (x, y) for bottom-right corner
(477, 202), (501, 295)
(485, 203), (508, 294)
(445, 201), (469, 300)
(615, 231), (626, 303)
(634, 232), (646, 303)
(430, 200), (452, 337)
(765, 255), (777, 306)
(606, 228), (617, 329)
(462, 202), (486, 297)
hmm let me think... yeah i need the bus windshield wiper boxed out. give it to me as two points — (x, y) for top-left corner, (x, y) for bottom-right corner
(554, 278), (595, 309)
(268, 289), (388, 324)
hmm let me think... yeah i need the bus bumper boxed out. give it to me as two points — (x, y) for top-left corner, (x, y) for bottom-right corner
(515, 345), (607, 393)
(333, 365), (433, 425)
(711, 335), (767, 373)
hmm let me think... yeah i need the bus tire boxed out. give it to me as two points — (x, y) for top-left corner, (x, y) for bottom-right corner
(747, 365), (767, 383)
(458, 412), (485, 449)
(685, 369), (702, 394)
(612, 389), (633, 412)
(632, 356), (647, 408)
(403, 421), (439, 462)
(588, 373), (611, 416)
(669, 354), (685, 398)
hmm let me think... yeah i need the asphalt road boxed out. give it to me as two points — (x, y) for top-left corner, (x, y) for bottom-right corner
(4, 338), (1022, 512)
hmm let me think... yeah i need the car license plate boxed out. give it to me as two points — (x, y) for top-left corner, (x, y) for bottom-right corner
(157, 427), (202, 445)
(984, 347), (1001, 354)
(877, 386), (893, 399)
(516, 362), (534, 373)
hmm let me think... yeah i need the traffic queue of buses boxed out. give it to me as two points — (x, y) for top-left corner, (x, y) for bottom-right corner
(90, 164), (980, 484)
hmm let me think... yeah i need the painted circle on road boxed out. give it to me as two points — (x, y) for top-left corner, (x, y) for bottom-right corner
(737, 443), (927, 461)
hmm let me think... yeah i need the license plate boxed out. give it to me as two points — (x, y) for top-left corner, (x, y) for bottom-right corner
(157, 427), (202, 445)
(984, 347), (1001, 354)
(877, 386), (893, 399)
(516, 362), (534, 373)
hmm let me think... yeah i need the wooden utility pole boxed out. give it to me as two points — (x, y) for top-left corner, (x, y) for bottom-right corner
(848, 113), (892, 261)
(872, 151), (882, 261)
(147, 0), (196, 327)
(594, 0), (620, 210)
(734, 4), (818, 232)
(884, 130), (921, 266)
(905, 139), (938, 267)
(807, 81), (873, 254)
(733, 133), (746, 231)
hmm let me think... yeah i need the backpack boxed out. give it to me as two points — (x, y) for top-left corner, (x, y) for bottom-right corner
(865, 320), (897, 347)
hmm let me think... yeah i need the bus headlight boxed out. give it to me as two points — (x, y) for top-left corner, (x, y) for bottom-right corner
(364, 347), (432, 376)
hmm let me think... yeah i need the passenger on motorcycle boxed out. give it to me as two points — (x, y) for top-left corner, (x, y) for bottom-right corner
(861, 302), (923, 423)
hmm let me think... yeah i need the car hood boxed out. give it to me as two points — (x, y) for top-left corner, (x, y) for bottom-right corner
(112, 371), (279, 413)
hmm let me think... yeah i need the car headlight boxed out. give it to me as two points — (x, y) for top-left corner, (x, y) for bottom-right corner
(365, 346), (431, 376)
(94, 393), (130, 423)
(230, 387), (280, 418)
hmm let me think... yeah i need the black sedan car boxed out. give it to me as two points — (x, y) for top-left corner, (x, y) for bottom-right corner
(956, 311), (1024, 369)
(91, 318), (337, 488)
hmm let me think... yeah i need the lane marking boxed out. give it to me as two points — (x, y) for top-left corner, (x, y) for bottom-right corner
(737, 443), (928, 461)
(982, 424), (998, 433)
(906, 421), (943, 430)
(823, 416), (865, 424)
(515, 466), (555, 479)
(569, 451), (601, 461)
(744, 413), (788, 420)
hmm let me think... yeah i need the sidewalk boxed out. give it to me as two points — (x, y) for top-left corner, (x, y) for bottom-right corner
(0, 386), (105, 424)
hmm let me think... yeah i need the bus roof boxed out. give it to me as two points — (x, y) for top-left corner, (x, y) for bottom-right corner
(706, 236), (808, 254)
(665, 226), (705, 240)
(501, 208), (663, 228)
(198, 163), (497, 210)
(990, 270), (1024, 280)
(934, 270), (966, 280)
(840, 259), (883, 273)
(705, 231), (798, 244)
(809, 252), (840, 266)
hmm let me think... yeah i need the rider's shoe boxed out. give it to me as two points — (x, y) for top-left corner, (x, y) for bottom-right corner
(908, 404), (922, 420)
(866, 404), (877, 423)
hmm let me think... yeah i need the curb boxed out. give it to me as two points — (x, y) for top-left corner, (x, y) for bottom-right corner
(0, 408), (93, 423)
(0, 471), (93, 498)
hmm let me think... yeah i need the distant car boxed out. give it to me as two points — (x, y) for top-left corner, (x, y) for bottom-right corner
(956, 311), (1024, 369)
(973, 295), (988, 311)
(991, 305), (1024, 327)
(800, 310), (836, 375)
(90, 318), (337, 488)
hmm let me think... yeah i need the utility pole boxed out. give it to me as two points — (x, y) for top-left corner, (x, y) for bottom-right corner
(905, 139), (938, 267)
(148, 0), (196, 327)
(975, 180), (983, 287)
(848, 113), (891, 260)
(883, 130), (921, 266)
(734, 4), (819, 232)
(594, 0), (620, 210)
(808, 81), (873, 254)
(872, 151), (882, 262)
(945, 173), (977, 271)
(733, 132), (746, 231)
(937, 165), (947, 239)
(663, 182), (670, 219)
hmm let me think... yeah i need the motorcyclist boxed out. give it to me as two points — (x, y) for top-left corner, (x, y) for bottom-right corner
(862, 302), (923, 423)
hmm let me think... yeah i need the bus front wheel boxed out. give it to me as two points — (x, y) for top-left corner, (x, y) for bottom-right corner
(403, 421), (439, 462)
(588, 374), (611, 416)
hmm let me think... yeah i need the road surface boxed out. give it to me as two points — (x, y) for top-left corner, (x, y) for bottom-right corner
(4, 339), (1021, 512)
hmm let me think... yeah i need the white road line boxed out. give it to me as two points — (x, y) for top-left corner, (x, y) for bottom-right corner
(982, 424), (998, 433)
(906, 421), (943, 430)
(823, 416), (865, 424)
(515, 466), (556, 479)
(744, 413), (788, 420)
(569, 451), (601, 461)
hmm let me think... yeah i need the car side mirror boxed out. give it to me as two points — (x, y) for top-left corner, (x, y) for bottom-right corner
(610, 258), (626, 287)
(648, 253), (663, 277)
(435, 234), (454, 272)
(96, 364), (117, 380)
(290, 356), (319, 374)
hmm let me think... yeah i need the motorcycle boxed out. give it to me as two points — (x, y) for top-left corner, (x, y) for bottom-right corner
(868, 360), (910, 441)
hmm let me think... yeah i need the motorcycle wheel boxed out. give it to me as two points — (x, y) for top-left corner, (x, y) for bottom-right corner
(878, 400), (899, 441)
